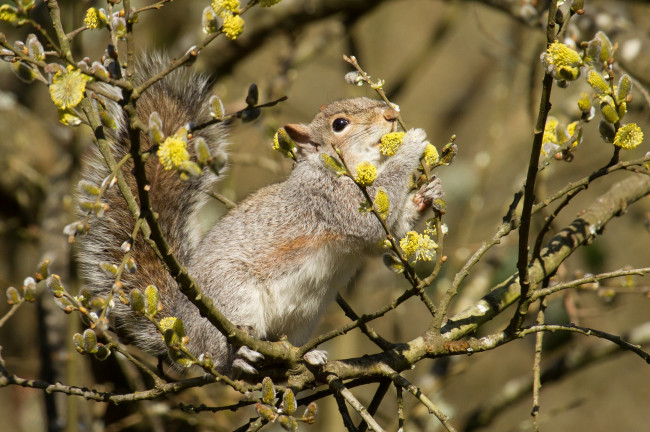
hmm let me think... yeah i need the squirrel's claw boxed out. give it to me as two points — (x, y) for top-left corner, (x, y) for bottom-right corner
(237, 345), (265, 362)
(232, 358), (258, 375)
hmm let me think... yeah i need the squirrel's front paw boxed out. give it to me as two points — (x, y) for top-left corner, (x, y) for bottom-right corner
(414, 175), (444, 212)
(400, 128), (429, 157)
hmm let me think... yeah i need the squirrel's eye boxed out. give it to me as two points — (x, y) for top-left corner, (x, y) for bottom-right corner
(332, 118), (349, 132)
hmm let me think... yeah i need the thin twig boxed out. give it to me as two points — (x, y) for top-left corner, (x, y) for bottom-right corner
(135, 0), (175, 14)
(336, 294), (394, 351)
(334, 392), (359, 432)
(357, 380), (391, 432)
(0, 354), (215, 403)
(343, 55), (406, 131)
(380, 367), (457, 432)
(328, 375), (386, 432)
(124, 0), (136, 82)
(532, 297), (547, 432)
(299, 285), (421, 355)
(508, 0), (559, 333)
(396, 385), (405, 431)
(518, 324), (650, 363)
(206, 191), (236, 210)
(45, 0), (73, 64)
(0, 303), (23, 328)
(532, 267), (650, 300)
(178, 400), (255, 414)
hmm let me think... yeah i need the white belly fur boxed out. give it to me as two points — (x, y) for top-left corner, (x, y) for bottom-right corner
(259, 245), (359, 345)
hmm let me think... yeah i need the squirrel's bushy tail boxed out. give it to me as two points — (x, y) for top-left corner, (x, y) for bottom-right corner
(78, 54), (226, 355)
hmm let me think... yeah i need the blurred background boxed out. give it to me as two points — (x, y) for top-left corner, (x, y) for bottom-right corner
(1, 0), (650, 431)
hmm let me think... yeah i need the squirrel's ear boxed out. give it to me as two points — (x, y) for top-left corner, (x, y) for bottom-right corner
(284, 123), (318, 154)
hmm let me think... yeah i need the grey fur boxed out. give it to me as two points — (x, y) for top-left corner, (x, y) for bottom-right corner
(78, 61), (440, 375)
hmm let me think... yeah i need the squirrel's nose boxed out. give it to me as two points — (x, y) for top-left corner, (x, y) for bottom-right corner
(384, 110), (398, 122)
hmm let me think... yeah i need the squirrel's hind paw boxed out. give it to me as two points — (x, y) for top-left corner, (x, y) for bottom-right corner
(303, 349), (328, 366)
(232, 346), (265, 375)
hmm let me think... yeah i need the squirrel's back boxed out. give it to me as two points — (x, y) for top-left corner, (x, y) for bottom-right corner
(77, 54), (226, 355)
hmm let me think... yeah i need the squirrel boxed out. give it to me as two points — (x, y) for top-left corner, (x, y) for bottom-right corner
(78, 55), (443, 376)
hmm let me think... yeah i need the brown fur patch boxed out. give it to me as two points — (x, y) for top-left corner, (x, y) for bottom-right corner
(259, 232), (342, 269)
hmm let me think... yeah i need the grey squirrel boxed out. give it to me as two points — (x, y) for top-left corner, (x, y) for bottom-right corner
(78, 56), (443, 375)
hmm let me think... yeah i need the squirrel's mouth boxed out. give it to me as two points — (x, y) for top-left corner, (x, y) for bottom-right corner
(373, 123), (399, 147)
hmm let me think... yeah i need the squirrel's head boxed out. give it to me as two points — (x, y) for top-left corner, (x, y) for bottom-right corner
(283, 97), (399, 168)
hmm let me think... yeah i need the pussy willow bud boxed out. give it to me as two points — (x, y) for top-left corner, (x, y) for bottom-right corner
(240, 107), (261, 123)
(374, 187), (390, 220)
(144, 285), (160, 317)
(54, 296), (74, 313)
(382, 253), (404, 274)
(202, 6), (218, 34)
(209, 94), (225, 119)
(73, 333), (85, 353)
(194, 138), (211, 164)
(179, 161), (203, 180)
(100, 109), (117, 130)
(577, 92), (591, 113)
(273, 128), (297, 159)
(344, 71), (363, 86)
(94, 344), (111, 361)
(125, 258), (137, 274)
(209, 151), (227, 175)
(277, 415), (298, 431)
(23, 277), (36, 302)
(587, 71), (611, 96)
(6, 286), (21, 305)
(26, 34), (44, 61)
(149, 111), (164, 144)
(282, 389), (297, 415)
(47, 275), (64, 297)
(130, 288), (145, 314)
(439, 141), (458, 165)
(246, 83), (259, 107)
(0, 5), (23, 26)
(255, 403), (277, 422)
(261, 377), (276, 404)
(111, 15), (127, 40)
(79, 180), (100, 196)
(303, 402), (318, 424)
(598, 120), (616, 143)
(595, 31), (613, 63)
(617, 74), (632, 103)
(99, 261), (118, 277)
(570, 0), (584, 13)
(12, 61), (37, 83)
(91, 61), (108, 80)
(35, 259), (50, 281)
(320, 154), (346, 176)
(599, 97), (619, 124)
(93, 202), (108, 218)
(201, 351), (214, 369)
(120, 240), (132, 253)
(83, 328), (98, 353)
